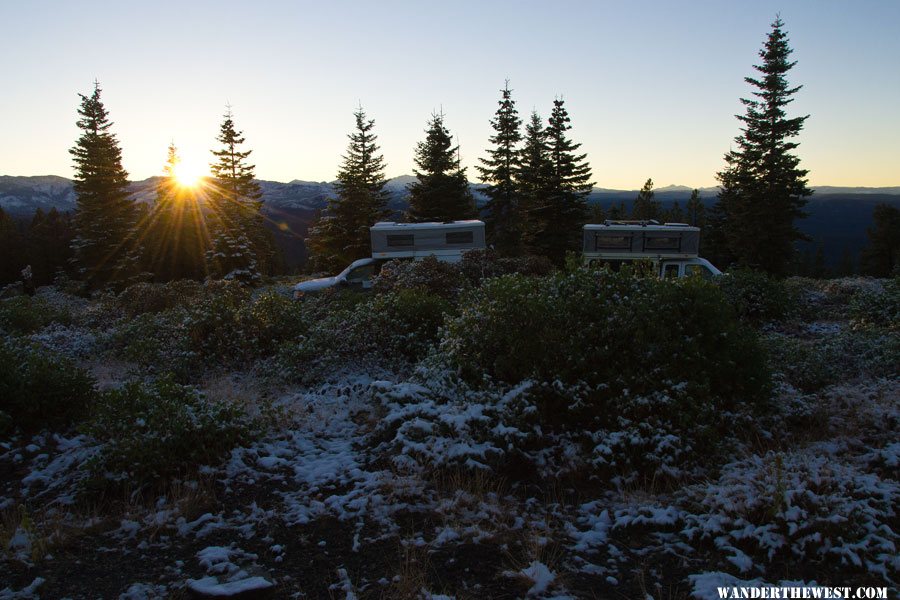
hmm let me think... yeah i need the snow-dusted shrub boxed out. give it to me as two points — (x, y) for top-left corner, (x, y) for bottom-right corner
(717, 269), (797, 324)
(373, 256), (467, 300)
(0, 337), (96, 432)
(0, 295), (72, 335)
(849, 277), (899, 330)
(764, 330), (899, 392)
(439, 268), (771, 479)
(459, 249), (553, 285)
(679, 450), (899, 582)
(83, 376), (257, 495)
(278, 288), (451, 380)
(115, 279), (210, 317)
(112, 285), (308, 377)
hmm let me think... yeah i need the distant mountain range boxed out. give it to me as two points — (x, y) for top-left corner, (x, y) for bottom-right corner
(2, 174), (899, 271)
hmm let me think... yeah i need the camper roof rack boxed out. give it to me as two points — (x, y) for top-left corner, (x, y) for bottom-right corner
(602, 219), (660, 227)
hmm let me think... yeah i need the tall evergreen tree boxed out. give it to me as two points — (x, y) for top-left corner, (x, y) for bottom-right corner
(307, 106), (391, 271)
(406, 111), (476, 223)
(528, 99), (593, 263)
(713, 17), (812, 275)
(666, 201), (685, 224)
(27, 208), (74, 286)
(859, 203), (900, 277)
(516, 111), (551, 252)
(685, 188), (706, 227)
(631, 178), (661, 220)
(69, 82), (139, 288)
(477, 82), (523, 255)
(207, 108), (273, 283)
(0, 207), (26, 285)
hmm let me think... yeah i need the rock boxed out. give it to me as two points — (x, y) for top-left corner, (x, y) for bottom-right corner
(0, 281), (24, 299)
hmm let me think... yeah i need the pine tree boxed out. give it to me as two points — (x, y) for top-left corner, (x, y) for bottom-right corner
(516, 111), (551, 252)
(27, 208), (74, 286)
(713, 17), (812, 275)
(477, 82), (523, 255)
(0, 207), (26, 285)
(406, 111), (476, 223)
(666, 201), (685, 224)
(207, 108), (273, 283)
(69, 81), (139, 289)
(631, 178), (661, 221)
(528, 99), (593, 263)
(859, 203), (900, 277)
(686, 189), (705, 227)
(307, 106), (391, 271)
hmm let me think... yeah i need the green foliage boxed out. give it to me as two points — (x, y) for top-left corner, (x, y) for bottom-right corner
(631, 178), (661, 221)
(763, 328), (899, 392)
(0, 296), (72, 335)
(406, 111), (476, 223)
(69, 81), (140, 289)
(859, 203), (900, 277)
(717, 268), (797, 323)
(477, 82), (523, 255)
(373, 256), (466, 300)
(459, 249), (553, 285)
(849, 277), (900, 329)
(84, 376), (256, 494)
(207, 108), (275, 283)
(523, 100), (592, 264)
(112, 281), (307, 377)
(279, 287), (451, 380)
(0, 337), (96, 431)
(115, 280), (207, 317)
(713, 18), (812, 275)
(306, 107), (391, 272)
(442, 268), (771, 432)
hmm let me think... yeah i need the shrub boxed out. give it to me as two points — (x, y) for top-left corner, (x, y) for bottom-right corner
(373, 256), (467, 300)
(763, 329), (899, 392)
(110, 282), (309, 377)
(115, 280), (208, 317)
(440, 268), (771, 474)
(717, 269), (796, 323)
(849, 277), (900, 330)
(459, 249), (553, 285)
(278, 287), (452, 380)
(0, 337), (96, 431)
(83, 376), (257, 494)
(0, 296), (72, 335)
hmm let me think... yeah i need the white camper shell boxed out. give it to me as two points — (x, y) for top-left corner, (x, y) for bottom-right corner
(293, 220), (486, 298)
(370, 220), (486, 261)
(583, 221), (721, 279)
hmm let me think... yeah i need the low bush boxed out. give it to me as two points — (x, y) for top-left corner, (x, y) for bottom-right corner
(439, 267), (771, 477)
(763, 329), (899, 392)
(111, 282), (308, 377)
(278, 287), (452, 381)
(83, 376), (257, 495)
(115, 280), (208, 317)
(459, 249), (553, 285)
(373, 256), (467, 300)
(0, 296), (72, 335)
(717, 269), (797, 323)
(0, 337), (96, 431)
(849, 277), (900, 330)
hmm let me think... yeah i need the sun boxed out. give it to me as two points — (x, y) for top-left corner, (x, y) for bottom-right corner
(173, 157), (207, 188)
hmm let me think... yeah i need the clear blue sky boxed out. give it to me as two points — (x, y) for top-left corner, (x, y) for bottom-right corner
(2, 0), (898, 188)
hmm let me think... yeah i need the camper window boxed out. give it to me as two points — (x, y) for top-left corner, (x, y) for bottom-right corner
(446, 231), (474, 244)
(644, 236), (681, 251)
(594, 234), (631, 250)
(386, 234), (414, 247)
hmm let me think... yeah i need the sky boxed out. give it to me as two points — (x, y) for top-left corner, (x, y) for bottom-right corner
(1, 0), (898, 189)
